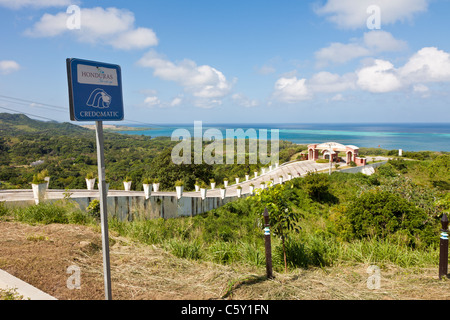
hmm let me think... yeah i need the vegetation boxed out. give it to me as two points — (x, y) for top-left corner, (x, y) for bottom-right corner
(1, 112), (449, 276)
(0, 113), (306, 192)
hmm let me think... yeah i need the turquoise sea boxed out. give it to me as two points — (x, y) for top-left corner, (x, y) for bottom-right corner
(117, 123), (450, 152)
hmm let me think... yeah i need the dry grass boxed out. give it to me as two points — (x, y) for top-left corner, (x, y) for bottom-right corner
(0, 220), (449, 300)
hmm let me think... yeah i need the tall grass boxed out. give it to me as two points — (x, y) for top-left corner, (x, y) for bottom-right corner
(108, 211), (439, 271)
(2, 201), (96, 225)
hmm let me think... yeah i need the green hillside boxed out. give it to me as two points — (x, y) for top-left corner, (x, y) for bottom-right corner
(0, 113), (90, 136)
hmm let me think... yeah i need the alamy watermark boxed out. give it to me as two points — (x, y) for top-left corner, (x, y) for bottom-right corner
(66, 4), (81, 30)
(367, 5), (381, 30)
(67, 265), (81, 290)
(366, 265), (381, 289)
(171, 121), (279, 166)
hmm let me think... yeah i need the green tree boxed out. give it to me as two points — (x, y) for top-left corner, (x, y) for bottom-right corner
(253, 184), (301, 272)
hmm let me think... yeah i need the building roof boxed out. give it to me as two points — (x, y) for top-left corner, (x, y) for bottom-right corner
(309, 142), (359, 152)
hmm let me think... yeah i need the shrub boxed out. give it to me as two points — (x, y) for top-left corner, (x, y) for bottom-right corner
(341, 189), (437, 248)
(375, 164), (398, 178)
(302, 172), (331, 201)
(86, 199), (100, 219)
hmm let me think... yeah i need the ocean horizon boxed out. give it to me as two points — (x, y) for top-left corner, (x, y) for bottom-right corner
(116, 123), (450, 152)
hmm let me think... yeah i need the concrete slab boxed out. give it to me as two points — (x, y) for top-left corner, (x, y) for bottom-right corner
(0, 269), (57, 300)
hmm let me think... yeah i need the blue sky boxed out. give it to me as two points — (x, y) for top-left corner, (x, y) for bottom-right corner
(0, 0), (450, 125)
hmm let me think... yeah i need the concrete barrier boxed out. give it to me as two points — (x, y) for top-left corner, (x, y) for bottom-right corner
(338, 161), (387, 174)
(2, 192), (248, 222)
(72, 194), (247, 221)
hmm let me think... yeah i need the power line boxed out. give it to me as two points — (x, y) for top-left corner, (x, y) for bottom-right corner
(0, 105), (61, 122)
(0, 93), (159, 127)
(0, 98), (67, 113)
(0, 94), (66, 111)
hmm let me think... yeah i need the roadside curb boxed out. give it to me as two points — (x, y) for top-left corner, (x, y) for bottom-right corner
(0, 269), (57, 300)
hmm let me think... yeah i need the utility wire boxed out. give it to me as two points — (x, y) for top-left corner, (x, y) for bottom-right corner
(0, 93), (159, 127)
(0, 105), (61, 122)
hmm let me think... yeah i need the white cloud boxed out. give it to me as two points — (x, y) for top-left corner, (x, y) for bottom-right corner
(138, 50), (233, 107)
(363, 30), (407, 52)
(277, 46), (450, 101)
(315, 42), (370, 66)
(110, 27), (158, 50)
(331, 93), (345, 101)
(255, 64), (276, 75)
(356, 47), (450, 94)
(315, 31), (406, 66)
(170, 97), (183, 107)
(356, 59), (402, 93)
(144, 96), (160, 107)
(399, 47), (450, 83)
(308, 71), (356, 93)
(0, 0), (73, 9)
(0, 60), (20, 75)
(413, 84), (430, 98)
(232, 93), (259, 107)
(25, 7), (158, 50)
(315, 0), (429, 29)
(272, 77), (311, 103)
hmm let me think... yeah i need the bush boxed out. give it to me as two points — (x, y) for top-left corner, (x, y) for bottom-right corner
(375, 164), (398, 178)
(302, 172), (331, 201)
(340, 189), (437, 248)
(86, 199), (100, 219)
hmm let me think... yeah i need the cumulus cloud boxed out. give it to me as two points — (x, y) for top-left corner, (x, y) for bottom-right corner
(272, 77), (311, 103)
(363, 30), (407, 52)
(274, 47), (450, 102)
(308, 71), (356, 93)
(315, 42), (370, 67)
(315, 0), (429, 29)
(315, 31), (407, 67)
(399, 47), (450, 83)
(25, 7), (158, 50)
(138, 50), (233, 107)
(232, 93), (259, 107)
(144, 96), (160, 107)
(356, 47), (450, 93)
(356, 59), (402, 93)
(0, 60), (20, 75)
(272, 71), (356, 103)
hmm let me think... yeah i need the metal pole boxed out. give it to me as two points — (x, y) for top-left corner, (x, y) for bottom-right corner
(439, 213), (448, 280)
(263, 207), (274, 279)
(95, 121), (112, 300)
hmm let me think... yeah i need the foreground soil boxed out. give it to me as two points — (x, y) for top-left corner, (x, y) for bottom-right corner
(0, 220), (449, 300)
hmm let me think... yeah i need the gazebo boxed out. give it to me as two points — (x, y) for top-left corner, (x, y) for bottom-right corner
(307, 142), (366, 166)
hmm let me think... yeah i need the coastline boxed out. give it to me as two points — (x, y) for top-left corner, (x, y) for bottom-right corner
(80, 124), (155, 131)
(111, 123), (450, 152)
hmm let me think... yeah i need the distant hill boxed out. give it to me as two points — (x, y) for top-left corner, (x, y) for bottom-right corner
(0, 113), (90, 136)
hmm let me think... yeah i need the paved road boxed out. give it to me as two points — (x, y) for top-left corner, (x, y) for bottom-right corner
(0, 159), (358, 202)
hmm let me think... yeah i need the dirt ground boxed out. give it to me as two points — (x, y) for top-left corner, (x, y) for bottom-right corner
(0, 220), (449, 300)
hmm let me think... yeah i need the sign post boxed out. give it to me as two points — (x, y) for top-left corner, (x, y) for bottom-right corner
(67, 58), (124, 300)
(263, 207), (274, 279)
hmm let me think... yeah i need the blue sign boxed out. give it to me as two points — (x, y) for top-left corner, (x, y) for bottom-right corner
(67, 58), (124, 121)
